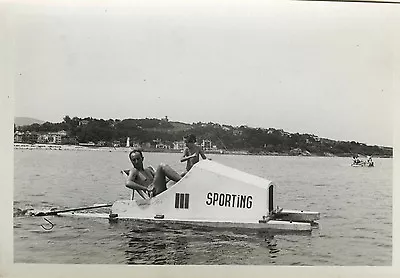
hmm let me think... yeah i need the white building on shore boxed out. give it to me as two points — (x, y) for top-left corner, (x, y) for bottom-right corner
(156, 143), (170, 149)
(173, 140), (186, 150)
(201, 139), (212, 151)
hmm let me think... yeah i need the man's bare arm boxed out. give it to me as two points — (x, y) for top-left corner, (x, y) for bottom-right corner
(199, 147), (207, 159)
(180, 148), (196, 162)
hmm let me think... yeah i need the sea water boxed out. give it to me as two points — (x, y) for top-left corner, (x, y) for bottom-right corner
(13, 150), (392, 265)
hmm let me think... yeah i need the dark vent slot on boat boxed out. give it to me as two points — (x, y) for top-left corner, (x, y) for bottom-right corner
(184, 193), (189, 209)
(175, 193), (190, 209)
(179, 193), (185, 208)
(269, 184), (274, 213)
(175, 193), (180, 208)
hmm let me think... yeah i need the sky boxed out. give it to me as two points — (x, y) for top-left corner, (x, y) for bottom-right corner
(10, 0), (397, 147)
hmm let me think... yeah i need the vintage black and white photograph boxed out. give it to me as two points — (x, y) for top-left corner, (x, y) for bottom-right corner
(10, 0), (395, 267)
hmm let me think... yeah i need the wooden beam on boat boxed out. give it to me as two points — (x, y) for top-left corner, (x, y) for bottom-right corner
(109, 216), (313, 232)
(33, 204), (112, 216)
(262, 220), (312, 231)
(273, 209), (320, 222)
(56, 212), (112, 219)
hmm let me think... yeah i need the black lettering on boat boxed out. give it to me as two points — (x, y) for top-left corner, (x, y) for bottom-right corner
(246, 196), (252, 208)
(232, 194), (237, 207)
(225, 194), (231, 207)
(219, 194), (225, 206)
(240, 195), (246, 208)
(212, 193), (218, 206)
(205, 193), (253, 209)
(206, 192), (212, 205)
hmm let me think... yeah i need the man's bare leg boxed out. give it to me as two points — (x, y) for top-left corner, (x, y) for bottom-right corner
(160, 163), (181, 182)
(152, 163), (181, 196)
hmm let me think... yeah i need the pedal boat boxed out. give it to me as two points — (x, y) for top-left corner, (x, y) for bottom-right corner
(111, 160), (319, 232)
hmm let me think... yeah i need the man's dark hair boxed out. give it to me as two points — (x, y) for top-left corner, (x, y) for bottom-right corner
(184, 134), (196, 143)
(129, 149), (144, 160)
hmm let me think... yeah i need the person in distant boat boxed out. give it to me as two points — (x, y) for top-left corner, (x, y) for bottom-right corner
(353, 154), (361, 165)
(180, 134), (210, 175)
(125, 149), (181, 198)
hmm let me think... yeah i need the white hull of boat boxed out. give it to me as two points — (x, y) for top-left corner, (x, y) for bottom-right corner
(56, 211), (313, 231)
(56, 209), (318, 232)
(55, 209), (318, 233)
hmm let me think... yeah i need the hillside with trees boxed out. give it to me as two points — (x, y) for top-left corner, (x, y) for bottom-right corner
(15, 116), (393, 157)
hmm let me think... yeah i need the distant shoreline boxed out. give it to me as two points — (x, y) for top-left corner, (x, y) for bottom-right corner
(13, 143), (392, 158)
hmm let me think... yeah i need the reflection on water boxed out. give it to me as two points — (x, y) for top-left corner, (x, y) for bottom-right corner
(125, 224), (190, 265)
(118, 220), (286, 265)
(13, 150), (392, 265)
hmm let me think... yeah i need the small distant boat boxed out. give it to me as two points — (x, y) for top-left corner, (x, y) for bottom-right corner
(351, 161), (374, 167)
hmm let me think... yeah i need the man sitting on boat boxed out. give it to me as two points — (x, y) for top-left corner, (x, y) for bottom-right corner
(125, 149), (182, 198)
